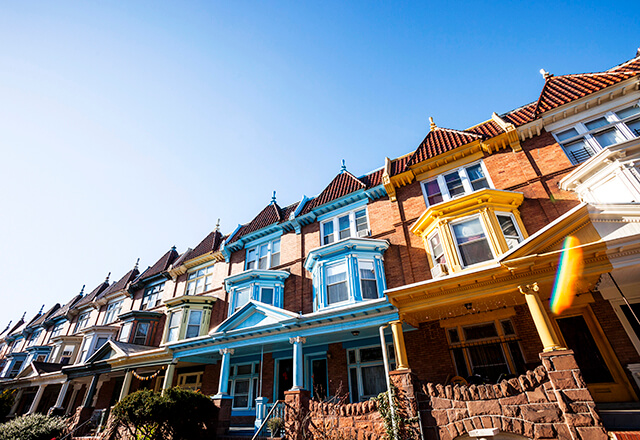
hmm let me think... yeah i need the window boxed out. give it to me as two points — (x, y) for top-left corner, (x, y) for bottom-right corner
(142, 283), (164, 309)
(321, 208), (369, 245)
(555, 103), (640, 164)
(496, 213), (523, 249)
(166, 311), (182, 342)
(60, 345), (74, 365)
(119, 322), (133, 342)
(177, 372), (203, 391)
(228, 363), (260, 409)
(428, 231), (447, 265)
(359, 260), (378, 300)
(186, 265), (215, 295)
(447, 319), (525, 383)
(233, 288), (251, 312)
(246, 239), (281, 270)
(133, 322), (151, 345)
(27, 329), (41, 347)
(421, 161), (492, 207)
(326, 262), (349, 305)
(260, 287), (274, 306)
(451, 217), (494, 267)
(185, 310), (203, 339)
(103, 300), (123, 324)
(50, 322), (64, 339)
(347, 345), (395, 402)
(75, 312), (91, 332)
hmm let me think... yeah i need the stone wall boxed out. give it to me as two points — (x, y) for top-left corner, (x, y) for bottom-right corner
(419, 350), (606, 440)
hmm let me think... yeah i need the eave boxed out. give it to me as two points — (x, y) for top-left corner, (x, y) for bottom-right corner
(169, 250), (225, 278)
(164, 294), (216, 309)
(224, 269), (290, 291)
(304, 237), (390, 271)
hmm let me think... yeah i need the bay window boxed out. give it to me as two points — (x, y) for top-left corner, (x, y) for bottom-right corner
(166, 311), (182, 342)
(246, 238), (281, 270)
(326, 262), (349, 305)
(233, 288), (251, 312)
(163, 295), (215, 343)
(133, 322), (151, 344)
(321, 208), (369, 245)
(185, 310), (203, 339)
(496, 213), (523, 249)
(451, 217), (494, 267)
(186, 264), (215, 295)
(142, 282), (164, 309)
(224, 269), (289, 316)
(421, 161), (492, 207)
(554, 102), (640, 164)
(359, 260), (378, 300)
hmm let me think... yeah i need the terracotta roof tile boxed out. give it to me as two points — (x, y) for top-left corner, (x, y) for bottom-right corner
(467, 120), (504, 138)
(359, 168), (384, 187)
(390, 156), (411, 176)
(300, 171), (366, 214)
(501, 102), (537, 126)
(186, 230), (224, 262)
(608, 56), (640, 73)
(230, 202), (299, 244)
(136, 248), (180, 283)
(73, 280), (110, 309)
(405, 127), (483, 167)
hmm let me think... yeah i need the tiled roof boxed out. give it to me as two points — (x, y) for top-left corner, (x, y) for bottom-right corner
(359, 168), (384, 187)
(300, 171), (366, 214)
(467, 120), (504, 138)
(185, 230), (224, 262)
(28, 304), (61, 328)
(96, 267), (140, 301)
(73, 280), (110, 309)
(136, 247), (180, 283)
(608, 56), (640, 73)
(534, 71), (638, 114)
(405, 127), (483, 167)
(389, 155), (411, 177)
(230, 202), (297, 244)
(47, 294), (83, 321)
(501, 103), (537, 126)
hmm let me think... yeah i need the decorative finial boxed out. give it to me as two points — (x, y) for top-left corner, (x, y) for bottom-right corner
(271, 191), (277, 205)
(38, 304), (44, 315)
(105, 272), (111, 283)
(21, 311), (26, 321)
(134, 258), (140, 270)
(429, 117), (436, 131)
(340, 159), (347, 173)
(215, 219), (220, 232)
(80, 284), (85, 295)
(636, 47), (640, 58)
(171, 245), (176, 252)
(539, 68), (553, 80)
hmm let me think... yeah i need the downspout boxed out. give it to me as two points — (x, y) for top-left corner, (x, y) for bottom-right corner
(379, 324), (398, 440)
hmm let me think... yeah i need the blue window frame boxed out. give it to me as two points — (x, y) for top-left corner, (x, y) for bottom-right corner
(224, 269), (290, 316)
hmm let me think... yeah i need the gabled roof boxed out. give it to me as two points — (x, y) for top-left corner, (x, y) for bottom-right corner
(28, 304), (61, 329)
(135, 247), (180, 284)
(73, 279), (110, 309)
(300, 171), (366, 215)
(466, 120), (505, 138)
(85, 339), (156, 364)
(47, 293), (84, 322)
(95, 267), (140, 301)
(228, 202), (298, 244)
(14, 361), (65, 379)
(501, 102), (537, 126)
(405, 127), (483, 167)
(213, 300), (299, 334)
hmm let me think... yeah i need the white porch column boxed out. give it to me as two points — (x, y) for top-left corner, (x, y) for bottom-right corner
(119, 370), (134, 400)
(82, 375), (100, 408)
(162, 362), (177, 394)
(9, 388), (24, 416)
(27, 385), (46, 414)
(54, 380), (71, 409)
(215, 348), (234, 397)
(289, 336), (306, 391)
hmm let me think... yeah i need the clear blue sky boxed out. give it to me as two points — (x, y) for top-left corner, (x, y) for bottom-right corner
(1, 1), (639, 328)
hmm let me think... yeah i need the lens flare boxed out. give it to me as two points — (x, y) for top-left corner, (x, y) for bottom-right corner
(550, 236), (584, 315)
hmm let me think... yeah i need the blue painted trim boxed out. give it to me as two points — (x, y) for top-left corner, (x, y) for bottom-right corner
(342, 335), (392, 349)
(231, 409), (256, 417)
(241, 230), (283, 250)
(316, 198), (368, 222)
(231, 354), (261, 364)
(271, 349), (292, 360)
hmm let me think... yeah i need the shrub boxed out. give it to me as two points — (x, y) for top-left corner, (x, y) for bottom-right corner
(0, 413), (66, 440)
(0, 389), (16, 421)
(267, 416), (283, 438)
(162, 387), (217, 440)
(111, 389), (167, 440)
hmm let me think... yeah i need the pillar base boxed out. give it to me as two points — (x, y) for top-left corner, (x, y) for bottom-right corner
(212, 394), (233, 436)
(284, 389), (310, 440)
(47, 406), (65, 417)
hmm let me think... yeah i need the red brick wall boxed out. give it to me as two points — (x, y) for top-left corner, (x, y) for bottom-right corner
(327, 342), (350, 398)
(404, 322), (455, 384)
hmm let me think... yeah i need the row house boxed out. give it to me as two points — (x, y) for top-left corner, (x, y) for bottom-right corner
(2, 49), (640, 438)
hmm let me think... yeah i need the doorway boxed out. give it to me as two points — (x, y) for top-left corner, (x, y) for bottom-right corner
(276, 358), (293, 401)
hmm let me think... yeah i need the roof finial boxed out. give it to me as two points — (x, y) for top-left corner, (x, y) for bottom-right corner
(340, 159), (347, 173)
(79, 284), (85, 295)
(539, 68), (553, 80)
(171, 245), (176, 252)
(271, 191), (277, 205)
(38, 304), (44, 315)
(429, 117), (436, 131)
(636, 47), (640, 58)
(215, 219), (220, 232)
(134, 258), (140, 270)
(21, 311), (26, 321)
(105, 272), (111, 283)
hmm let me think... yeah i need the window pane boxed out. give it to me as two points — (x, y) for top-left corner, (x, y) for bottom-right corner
(429, 233), (446, 264)
(235, 288), (250, 311)
(445, 171), (465, 197)
(467, 343), (509, 382)
(452, 348), (469, 378)
(328, 282), (348, 304)
(626, 118), (640, 137)
(360, 347), (383, 362)
(616, 104), (640, 120)
(563, 138), (595, 164)
(186, 281), (195, 295)
(620, 303), (640, 341)
(237, 364), (252, 375)
(466, 164), (489, 191)
(425, 180), (443, 206)
(338, 215), (350, 239)
(556, 127), (579, 141)
(497, 214), (521, 249)
(134, 323), (150, 345)
(361, 365), (386, 397)
(463, 323), (498, 341)
(261, 288), (274, 305)
(585, 116), (610, 130)
(349, 368), (360, 402)
(448, 328), (460, 343)
(355, 210), (368, 233)
(359, 261), (378, 300)
(323, 222), (334, 245)
(594, 128), (625, 147)
(501, 320), (515, 336)
(348, 350), (356, 364)
(452, 218), (493, 266)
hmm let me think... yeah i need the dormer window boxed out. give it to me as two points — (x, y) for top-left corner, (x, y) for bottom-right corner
(421, 161), (492, 207)
(246, 238), (281, 270)
(186, 264), (215, 295)
(554, 103), (640, 164)
(75, 312), (91, 332)
(321, 208), (369, 245)
(142, 282), (164, 310)
(103, 300), (123, 324)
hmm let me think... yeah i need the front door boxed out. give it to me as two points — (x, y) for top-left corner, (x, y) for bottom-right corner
(276, 358), (293, 401)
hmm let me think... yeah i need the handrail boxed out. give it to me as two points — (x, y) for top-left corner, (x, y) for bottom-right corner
(59, 418), (93, 440)
(251, 400), (285, 440)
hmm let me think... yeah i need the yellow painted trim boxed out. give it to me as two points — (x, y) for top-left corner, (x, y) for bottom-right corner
(414, 151), (485, 182)
(390, 320), (409, 370)
(438, 307), (516, 328)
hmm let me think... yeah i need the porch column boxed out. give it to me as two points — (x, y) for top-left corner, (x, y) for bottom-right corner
(82, 374), (100, 408)
(216, 348), (234, 396)
(162, 362), (177, 393)
(54, 380), (71, 409)
(290, 336), (306, 391)
(9, 388), (24, 415)
(519, 283), (565, 352)
(119, 370), (134, 400)
(390, 320), (409, 370)
(27, 385), (46, 414)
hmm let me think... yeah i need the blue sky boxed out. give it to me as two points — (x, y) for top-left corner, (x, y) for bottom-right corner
(1, 1), (639, 328)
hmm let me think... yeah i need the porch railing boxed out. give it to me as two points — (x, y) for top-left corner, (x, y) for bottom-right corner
(252, 400), (285, 440)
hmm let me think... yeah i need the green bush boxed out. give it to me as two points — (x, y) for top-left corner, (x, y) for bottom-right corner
(111, 388), (218, 440)
(0, 389), (16, 421)
(0, 413), (67, 440)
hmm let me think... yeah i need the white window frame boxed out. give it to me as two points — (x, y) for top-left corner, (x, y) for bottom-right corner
(495, 211), (524, 250)
(186, 264), (215, 295)
(185, 310), (203, 339)
(245, 238), (281, 270)
(27, 329), (41, 347)
(347, 344), (395, 403)
(166, 310), (182, 342)
(321, 208), (370, 245)
(233, 287), (252, 312)
(420, 160), (493, 207)
(133, 322), (151, 345)
(427, 230), (447, 267)
(50, 322), (64, 339)
(325, 261), (350, 306)
(103, 300), (123, 324)
(142, 282), (164, 310)
(553, 102), (640, 165)
(228, 362), (260, 410)
(75, 312), (91, 332)
(177, 372), (203, 391)
(358, 260), (379, 300)
(119, 321), (133, 343)
(449, 215), (495, 268)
